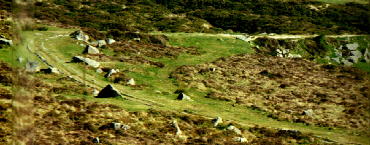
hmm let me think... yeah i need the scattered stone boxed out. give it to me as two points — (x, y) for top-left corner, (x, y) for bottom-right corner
(212, 116), (223, 127)
(97, 40), (107, 48)
(0, 38), (13, 46)
(172, 120), (182, 136)
(96, 68), (103, 73)
(287, 53), (302, 58)
(17, 57), (24, 63)
(104, 69), (117, 78)
(210, 68), (216, 72)
(227, 125), (242, 135)
(133, 38), (141, 42)
(331, 57), (341, 63)
(41, 67), (60, 74)
(349, 50), (362, 63)
(122, 124), (130, 130)
(342, 59), (353, 66)
(83, 45), (100, 54)
(90, 41), (98, 46)
(72, 56), (100, 68)
(177, 93), (192, 101)
(92, 137), (100, 143)
(25, 61), (40, 72)
(364, 48), (370, 63)
(346, 43), (359, 51)
(113, 122), (121, 130)
(96, 84), (122, 98)
(303, 109), (314, 117)
(70, 30), (90, 42)
(127, 78), (136, 86)
(233, 137), (247, 143)
(106, 38), (116, 44)
(93, 89), (99, 96)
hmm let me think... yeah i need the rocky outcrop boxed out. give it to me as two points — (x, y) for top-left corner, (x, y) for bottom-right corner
(96, 84), (122, 98)
(72, 56), (100, 68)
(70, 30), (89, 42)
(83, 45), (100, 54)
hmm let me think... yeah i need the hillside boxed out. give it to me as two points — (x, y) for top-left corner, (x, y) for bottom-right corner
(31, 0), (370, 35)
(0, 0), (370, 144)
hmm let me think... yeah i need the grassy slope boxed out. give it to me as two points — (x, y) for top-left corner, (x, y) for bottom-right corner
(4, 27), (369, 144)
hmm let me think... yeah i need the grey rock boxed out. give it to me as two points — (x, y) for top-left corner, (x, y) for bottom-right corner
(92, 137), (100, 143)
(97, 40), (107, 47)
(41, 67), (60, 74)
(104, 69), (117, 78)
(96, 68), (103, 73)
(287, 53), (302, 58)
(212, 117), (223, 127)
(25, 61), (40, 72)
(133, 38), (141, 42)
(342, 59), (353, 66)
(96, 84), (122, 98)
(17, 57), (24, 63)
(233, 137), (247, 143)
(72, 56), (100, 68)
(90, 41), (98, 46)
(127, 78), (135, 86)
(113, 122), (121, 130)
(227, 125), (242, 135)
(303, 109), (314, 117)
(0, 38), (13, 46)
(177, 93), (192, 101)
(106, 38), (116, 44)
(122, 125), (130, 130)
(172, 120), (182, 135)
(364, 48), (370, 63)
(346, 43), (359, 51)
(93, 89), (99, 96)
(331, 57), (341, 64)
(83, 45), (100, 54)
(70, 30), (89, 42)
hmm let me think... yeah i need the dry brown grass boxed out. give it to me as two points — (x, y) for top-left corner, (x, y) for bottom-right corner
(171, 54), (370, 129)
(0, 61), (328, 144)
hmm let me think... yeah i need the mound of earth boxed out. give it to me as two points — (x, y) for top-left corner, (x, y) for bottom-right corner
(0, 61), (330, 144)
(170, 54), (370, 129)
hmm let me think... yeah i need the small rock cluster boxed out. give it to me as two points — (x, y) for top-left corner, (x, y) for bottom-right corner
(331, 43), (369, 66)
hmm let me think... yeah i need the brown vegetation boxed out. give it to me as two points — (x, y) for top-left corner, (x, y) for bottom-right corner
(171, 54), (370, 129)
(0, 61), (329, 144)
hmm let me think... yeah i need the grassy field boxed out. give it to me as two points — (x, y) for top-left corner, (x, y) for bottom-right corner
(2, 26), (369, 144)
